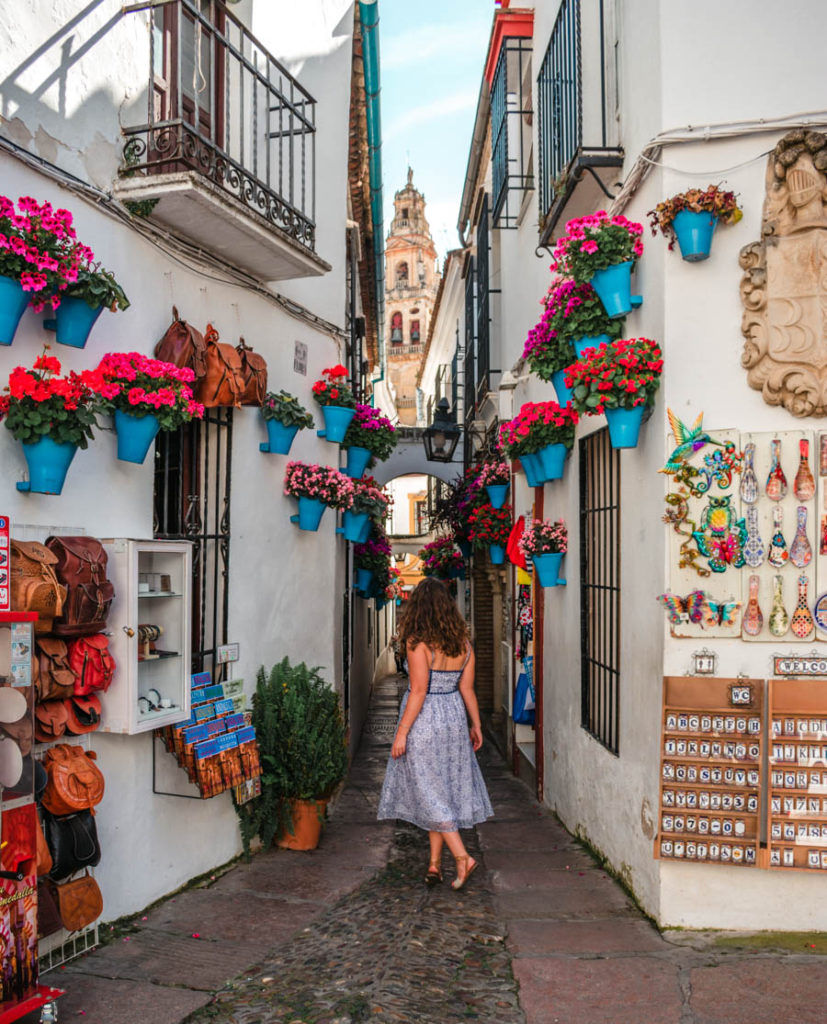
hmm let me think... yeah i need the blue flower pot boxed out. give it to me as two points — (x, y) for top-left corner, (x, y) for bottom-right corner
(489, 544), (505, 565)
(605, 404), (646, 449)
(344, 445), (372, 478)
(45, 296), (104, 348)
(355, 567), (373, 593)
(672, 210), (717, 262)
(519, 452), (543, 488)
(115, 409), (161, 464)
(340, 509), (370, 542)
(260, 418), (299, 455)
(573, 334), (611, 359)
(448, 565), (466, 580)
(458, 540), (472, 560)
(0, 275), (28, 346)
(317, 405), (355, 443)
(536, 442), (568, 481)
(551, 369), (574, 405)
(486, 483), (509, 509)
(16, 437), (77, 495)
(358, 517), (372, 543)
(590, 262), (641, 319)
(375, 597), (386, 611)
(290, 496), (327, 531)
(533, 552), (566, 587)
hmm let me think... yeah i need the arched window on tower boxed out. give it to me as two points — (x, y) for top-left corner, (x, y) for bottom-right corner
(410, 319), (420, 343)
(390, 311), (403, 344)
(396, 261), (409, 287)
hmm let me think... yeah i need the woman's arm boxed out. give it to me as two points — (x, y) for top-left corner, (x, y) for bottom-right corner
(391, 641), (429, 758)
(458, 649), (483, 751)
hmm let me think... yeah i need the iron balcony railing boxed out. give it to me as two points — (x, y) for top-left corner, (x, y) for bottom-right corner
(491, 37), (534, 228)
(388, 344), (423, 357)
(121, 0), (316, 249)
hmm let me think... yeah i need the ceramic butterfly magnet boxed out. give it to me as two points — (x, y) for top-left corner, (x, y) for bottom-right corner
(701, 594), (742, 630)
(656, 591), (706, 627)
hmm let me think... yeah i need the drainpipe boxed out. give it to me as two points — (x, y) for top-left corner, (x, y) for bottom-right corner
(359, 0), (386, 403)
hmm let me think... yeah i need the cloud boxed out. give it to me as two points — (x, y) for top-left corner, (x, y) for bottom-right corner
(384, 88), (478, 140)
(382, 21), (489, 70)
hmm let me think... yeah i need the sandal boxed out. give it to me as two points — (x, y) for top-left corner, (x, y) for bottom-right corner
(425, 862), (443, 886)
(451, 855), (478, 891)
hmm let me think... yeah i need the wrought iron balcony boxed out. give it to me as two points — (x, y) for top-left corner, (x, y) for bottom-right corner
(116, 0), (328, 280)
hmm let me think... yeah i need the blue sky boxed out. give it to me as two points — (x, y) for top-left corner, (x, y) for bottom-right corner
(378, 0), (493, 261)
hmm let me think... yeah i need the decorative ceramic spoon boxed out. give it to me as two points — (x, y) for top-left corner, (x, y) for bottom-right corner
(742, 575), (764, 636)
(769, 575), (790, 638)
(820, 434), (827, 477)
(743, 506), (764, 568)
(794, 439), (816, 501)
(740, 442), (758, 504)
(790, 505), (813, 568)
(765, 439), (788, 501)
(791, 575), (815, 640)
(767, 505), (789, 568)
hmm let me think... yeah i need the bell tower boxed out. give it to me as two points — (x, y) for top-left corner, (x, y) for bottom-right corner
(385, 168), (440, 425)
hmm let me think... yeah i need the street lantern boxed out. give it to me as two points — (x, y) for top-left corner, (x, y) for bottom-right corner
(422, 398), (460, 463)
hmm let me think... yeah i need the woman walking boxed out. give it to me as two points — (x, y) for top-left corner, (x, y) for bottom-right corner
(377, 578), (493, 889)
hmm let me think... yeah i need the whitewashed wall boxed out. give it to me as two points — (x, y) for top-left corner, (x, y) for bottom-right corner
(0, 1), (358, 920)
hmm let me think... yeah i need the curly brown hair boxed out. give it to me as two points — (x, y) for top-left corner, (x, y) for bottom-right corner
(397, 577), (469, 658)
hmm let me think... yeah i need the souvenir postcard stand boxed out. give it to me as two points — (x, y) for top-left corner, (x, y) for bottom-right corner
(0, 613), (63, 1022)
(739, 430), (816, 643)
(765, 678), (827, 871)
(656, 676), (763, 868)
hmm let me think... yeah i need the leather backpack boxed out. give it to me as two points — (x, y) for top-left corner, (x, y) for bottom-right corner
(41, 744), (105, 816)
(10, 540), (67, 633)
(236, 338), (268, 405)
(45, 537), (114, 637)
(34, 637), (76, 702)
(196, 323), (245, 408)
(67, 635), (114, 695)
(154, 308), (207, 380)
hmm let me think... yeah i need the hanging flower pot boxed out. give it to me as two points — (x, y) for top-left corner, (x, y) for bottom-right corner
(260, 419), (300, 455)
(16, 437), (77, 495)
(551, 370), (574, 405)
(489, 544), (505, 565)
(355, 567), (374, 593)
(573, 334), (611, 358)
(671, 210), (717, 262)
(290, 496), (327, 531)
(485, 483), (509, 509)
(260, 391), (314, 454)
(458, 539), (472, 560)
(114, 409), (160, 464)
(317, 405), (356, 443)
(375, 597), (387, 611)
(358, 517), (372, 543)
(0, 276), (29, 346)
(605, 405), (646, 449)
(536, 443), (567, 481)
(519, 452), (543, 488)
(533, 552), (567, 587)
(312, 366), (357, 442)
(589, 262), (642, 319)
(45, 297), (103, 349)
(340, 509), (370, 543)
(344, 445), (371, 479)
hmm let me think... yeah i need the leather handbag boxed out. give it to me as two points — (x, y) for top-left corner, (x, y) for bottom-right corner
(67, 635), (114, 695)
(53, 871), (103, 932)
(63, 695), (102, 735)
(45, 536), (114, 637)
(196, 323), (245, 408)
(37, 879), (64, 939)
(10, 540), (67, 633)
(41, 744), (105, 816)
(235, 338), (268, 405)
(34, 637), (76, 702)
(35, 700), (69, 744)
(155, 308), (208, 380)
(35, 812), (53, 877)
(43, 809), (101, 880)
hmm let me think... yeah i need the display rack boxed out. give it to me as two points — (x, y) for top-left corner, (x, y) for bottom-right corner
(766, 677), (827, 870)
(656, 676), (764, 867)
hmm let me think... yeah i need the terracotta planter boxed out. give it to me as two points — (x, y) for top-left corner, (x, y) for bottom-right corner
(276, 798), (328, 850)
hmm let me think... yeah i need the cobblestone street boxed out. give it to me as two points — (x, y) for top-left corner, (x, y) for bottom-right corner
(44, 674), (827, 1024)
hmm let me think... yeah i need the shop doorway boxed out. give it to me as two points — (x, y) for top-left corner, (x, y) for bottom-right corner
(153, 408), (233, 680)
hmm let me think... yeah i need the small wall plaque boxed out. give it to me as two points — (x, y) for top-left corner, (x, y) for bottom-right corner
(293, 341), (308, 375)
(692, 649), (717, 675)
(773, 655), (827, 677)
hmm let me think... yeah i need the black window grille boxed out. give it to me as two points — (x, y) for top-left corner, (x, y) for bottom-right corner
(154, 409), (232, 681)
(463, 256), (476, 426)
(475, 196), (490, 399)
(491, 36), (534, 227)
(451, 342), (459, 417)
(537, 0), (581, 220)
(579, 428), (620, 754)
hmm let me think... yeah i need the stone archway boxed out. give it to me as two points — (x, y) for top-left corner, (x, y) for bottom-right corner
(372, 427), (461, 487)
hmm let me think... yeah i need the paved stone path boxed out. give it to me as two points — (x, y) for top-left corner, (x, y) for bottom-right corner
(34, 673), (827, 1024)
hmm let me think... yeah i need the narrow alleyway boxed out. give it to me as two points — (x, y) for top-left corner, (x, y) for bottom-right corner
(37, 675), (827, 1024)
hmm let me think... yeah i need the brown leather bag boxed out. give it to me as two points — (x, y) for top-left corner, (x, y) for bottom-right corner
(41, 744), (105, 816)
(45, 536), (114, 637)
(154, 308), (207, 380)
(236, 338), (268, 405)
(35, 701), (68, 744)
(10, 540), (66, 633)
(196, 323), (245, 408)
(35, 814), (53, 877)
(34, 637), (76, 702)
(37, 878), (64, 938)
(53, 871), (102, 932)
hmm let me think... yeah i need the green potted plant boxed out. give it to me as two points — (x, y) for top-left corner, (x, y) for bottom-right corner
(341, 403), (397, 478)
(519, 517), (568, 587)
(477, 458), (511, 509)
(498, 401), (579, 485)
(649, 185), (742, 262)
(234, 658), (348, 854)
(420, 536), (465, 580)
(311, 364), (357, 443)
(353, 531), (392, 596)
(283, 460), (355, 532)
(54, 259), (130, 348)
(260, 390), (315, 455)
(339, 476), (389, 543)
(467, 503), (512, 565)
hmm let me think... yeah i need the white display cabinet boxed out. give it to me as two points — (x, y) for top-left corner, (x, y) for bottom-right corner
(100, 539), (193, 735)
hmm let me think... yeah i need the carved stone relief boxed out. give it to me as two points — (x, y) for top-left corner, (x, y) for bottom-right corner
(740, 129), (827, 417)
